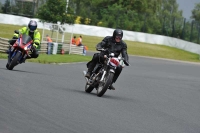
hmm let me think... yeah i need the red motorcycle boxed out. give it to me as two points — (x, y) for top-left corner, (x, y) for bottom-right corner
(6, 31), (33, 70)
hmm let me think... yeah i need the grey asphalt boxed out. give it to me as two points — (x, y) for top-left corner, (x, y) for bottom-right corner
(0, 55), (200, 133)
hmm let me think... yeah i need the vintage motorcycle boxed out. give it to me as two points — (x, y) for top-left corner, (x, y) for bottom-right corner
(83, 49), (126, 97)
(6, 30), (33, 70)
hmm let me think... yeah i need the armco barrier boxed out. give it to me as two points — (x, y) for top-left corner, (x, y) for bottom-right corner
(69, 45), (84, 55)
(0, 37), (84, 55)
(54, 43), (84, 55)
(0, 38), (9, 52)
(0, 37), (47, 53)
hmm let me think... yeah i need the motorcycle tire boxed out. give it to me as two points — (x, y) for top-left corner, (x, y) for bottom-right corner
(85, 83), (95, 93)
(7, 51), (21, 70)
(97, 72), (114, 97)
(6, 63), (9, 69)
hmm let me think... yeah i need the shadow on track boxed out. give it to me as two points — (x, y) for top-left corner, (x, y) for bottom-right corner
(67, 87), (135, 103)
(0, 67), (44, 75)
(66, 88), (97, 96)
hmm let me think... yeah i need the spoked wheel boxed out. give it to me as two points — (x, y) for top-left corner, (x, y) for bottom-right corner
(97, 72), (114, 97)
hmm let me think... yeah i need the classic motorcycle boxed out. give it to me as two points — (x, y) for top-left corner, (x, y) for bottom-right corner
(6, 30), (33, 70)
(83, 49), (125, 97)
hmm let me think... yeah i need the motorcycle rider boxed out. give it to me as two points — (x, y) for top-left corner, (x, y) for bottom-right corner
(9, 20), (41, 59)
(85, 29), (129, 90)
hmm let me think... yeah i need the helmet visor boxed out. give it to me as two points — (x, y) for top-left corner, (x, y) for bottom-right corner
(115, 35), (122, 40)
(29, 25), (37, 32)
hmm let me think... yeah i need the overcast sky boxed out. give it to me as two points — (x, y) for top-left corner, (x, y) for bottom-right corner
(0, 0), (199, 19)
(176, 0), (199, 19)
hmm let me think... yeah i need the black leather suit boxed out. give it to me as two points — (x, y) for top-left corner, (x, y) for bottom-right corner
(86, 36), (129, 83)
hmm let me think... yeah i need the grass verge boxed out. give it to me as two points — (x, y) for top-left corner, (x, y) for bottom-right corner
(0, 53), (91, 64)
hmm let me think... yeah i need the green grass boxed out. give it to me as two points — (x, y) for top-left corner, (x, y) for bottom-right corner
(0, 24), (30, 39)
(125, 41), (200, 62)
(28, 54), (92, 64)
(1, 23), (200, 63)
(0, 53), (7, 59)
(0, 53), (91, 64)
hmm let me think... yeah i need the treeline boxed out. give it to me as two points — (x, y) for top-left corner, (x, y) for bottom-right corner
(1, 0), (200, 44)
(0, 0), (35, 17)
(65, 0), (200, 44)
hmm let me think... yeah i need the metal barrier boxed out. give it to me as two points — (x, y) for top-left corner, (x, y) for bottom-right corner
(0, 38), (9, 53)
(0, 37), (84, 55)
(69, 45), (84, 55)
(0, 37), (48, 53)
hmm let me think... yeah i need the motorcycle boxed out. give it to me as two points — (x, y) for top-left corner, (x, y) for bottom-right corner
(83, 49), (126, 97)
(6, 30), (33, 70)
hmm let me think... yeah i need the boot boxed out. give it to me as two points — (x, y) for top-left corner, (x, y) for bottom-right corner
(85, 71), (91, 78)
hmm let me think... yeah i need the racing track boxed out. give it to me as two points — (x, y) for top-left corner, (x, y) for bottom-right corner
(0, 56), (200, 133)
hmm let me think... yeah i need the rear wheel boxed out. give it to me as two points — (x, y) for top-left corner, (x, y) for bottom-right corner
(97, 72), (114, 97)
(85, 83), (94, 93)
(7, 51), (21, 70)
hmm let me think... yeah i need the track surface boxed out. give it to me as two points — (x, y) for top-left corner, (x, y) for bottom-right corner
(0, 56), (200, 133)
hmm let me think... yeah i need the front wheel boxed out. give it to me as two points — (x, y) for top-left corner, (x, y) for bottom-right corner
(97, 72), (114, 97)
(6, 63), (9, 69)
(7, 51), (21, 70)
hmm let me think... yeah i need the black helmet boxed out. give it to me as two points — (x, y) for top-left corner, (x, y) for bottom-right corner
(113, 29), (123, 39)
(28, 20), (37, 32)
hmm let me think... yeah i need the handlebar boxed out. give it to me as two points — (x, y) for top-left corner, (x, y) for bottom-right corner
(97, 48), (106, 51)
(98, 48), (130, 66)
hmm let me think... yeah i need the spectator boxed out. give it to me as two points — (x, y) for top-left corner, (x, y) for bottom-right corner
(76, 35), (83, 46)
(71, 36), (76, 45)
(46, 35), (52, 43)
(46, 35), (53, 55)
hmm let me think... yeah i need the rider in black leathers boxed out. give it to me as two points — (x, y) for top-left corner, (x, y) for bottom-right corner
(85, 29), (129, 90)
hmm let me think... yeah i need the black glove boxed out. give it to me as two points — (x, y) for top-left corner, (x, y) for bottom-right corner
(97, 48), (107, 51)
(124, 60), (130, 66)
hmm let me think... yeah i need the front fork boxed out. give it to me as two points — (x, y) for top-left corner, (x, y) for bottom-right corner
(100, 68), (115, 82)
(8, 46), (14, 63)
(8, 47), (24, 64)
(100, 70), (106, 82)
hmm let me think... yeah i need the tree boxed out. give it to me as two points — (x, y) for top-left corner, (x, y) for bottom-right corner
(37, 0), (47, 9)
(0, 2), (3, 13)
(1, 0), (11, 13)
(11, 1), (34, 17)
(153, 0), (183, 36)
(36, 0), (67, 24)
(191, 2), (200, 22)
